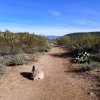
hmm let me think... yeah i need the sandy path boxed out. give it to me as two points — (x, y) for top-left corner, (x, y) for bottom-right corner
(0, 47), (93, 100)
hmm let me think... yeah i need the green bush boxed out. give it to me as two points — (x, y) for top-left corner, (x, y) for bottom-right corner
(0, 30), (50, 55)
(56, 36), (72, 47)
(0, 30), (50, 78)
(56, 33), (100, 64)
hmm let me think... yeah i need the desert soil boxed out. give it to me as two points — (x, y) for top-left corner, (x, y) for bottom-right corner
(0, 47), (97, 100)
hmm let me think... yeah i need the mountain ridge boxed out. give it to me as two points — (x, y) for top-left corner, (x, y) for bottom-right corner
(46, 35), (60, 39)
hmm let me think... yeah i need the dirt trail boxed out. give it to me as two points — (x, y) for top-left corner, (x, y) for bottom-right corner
(0, 47), (94, 100)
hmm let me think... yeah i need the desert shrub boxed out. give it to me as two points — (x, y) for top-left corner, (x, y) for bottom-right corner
(3, 54), (26, 66)
(23, 54), (36, 61)
(34, 35), (50, 52)
(0, 30), (50, 77)
(56, 33), (100, 64)
(80, 34), (100, 53)
(77, 65), (91, 72)
(2, 30), (18, 55)
(0, 30), (50, 55)
(69, 34), (99, 55)
(0, 63), (5, 77)
(68, 47), (80, 57)
(0, 53), (37, 67)
(0, 56), (5, 65)
(77, 62), (100, 72)
(56, 36), (72, 47)
(0, 30), (24, 55)
(45, 42), (51, 50)
(81, 34), (99, 47)
(90, 53), (100, 62)
(12, 54), (26, 65)
(16, 32), (35, 53)
(0, 57), (6, 76)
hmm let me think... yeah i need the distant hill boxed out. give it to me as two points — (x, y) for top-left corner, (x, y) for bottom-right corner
(65, 32), (100, 39)
(46, 36), (60, 39)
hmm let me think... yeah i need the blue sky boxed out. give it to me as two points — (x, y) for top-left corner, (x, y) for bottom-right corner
(0, 0), (100, 36)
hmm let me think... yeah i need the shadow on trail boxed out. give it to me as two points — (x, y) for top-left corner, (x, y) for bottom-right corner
(64, 68), (85, 74)
(20, 72), (33, 80)
(49, 52), (71, 58)
(66, 68), (89, 73)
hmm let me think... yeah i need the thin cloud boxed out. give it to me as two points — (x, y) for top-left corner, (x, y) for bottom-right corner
(69, 5), (100, 16)
(83, 8), (100, 15)
(73, 20), (87, 25)
(49, 10), (62, 16)
(73, 19), (100, 26)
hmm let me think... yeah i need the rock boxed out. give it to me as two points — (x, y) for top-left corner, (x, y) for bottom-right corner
(90, 92), (94, 96)
(88, 92), (95, 96)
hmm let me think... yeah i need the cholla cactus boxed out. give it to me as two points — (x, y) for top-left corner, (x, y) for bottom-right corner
(75, 51), (90, 63)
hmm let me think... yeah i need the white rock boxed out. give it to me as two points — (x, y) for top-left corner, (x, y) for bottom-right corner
(90, 92), (94, 96)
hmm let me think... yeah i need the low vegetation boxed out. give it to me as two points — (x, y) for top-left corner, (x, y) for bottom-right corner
(56, 32), (100, 99)
(0, 30), (50, 76)
(56, 32), (100, 72)
(0, 64), (5, 77)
